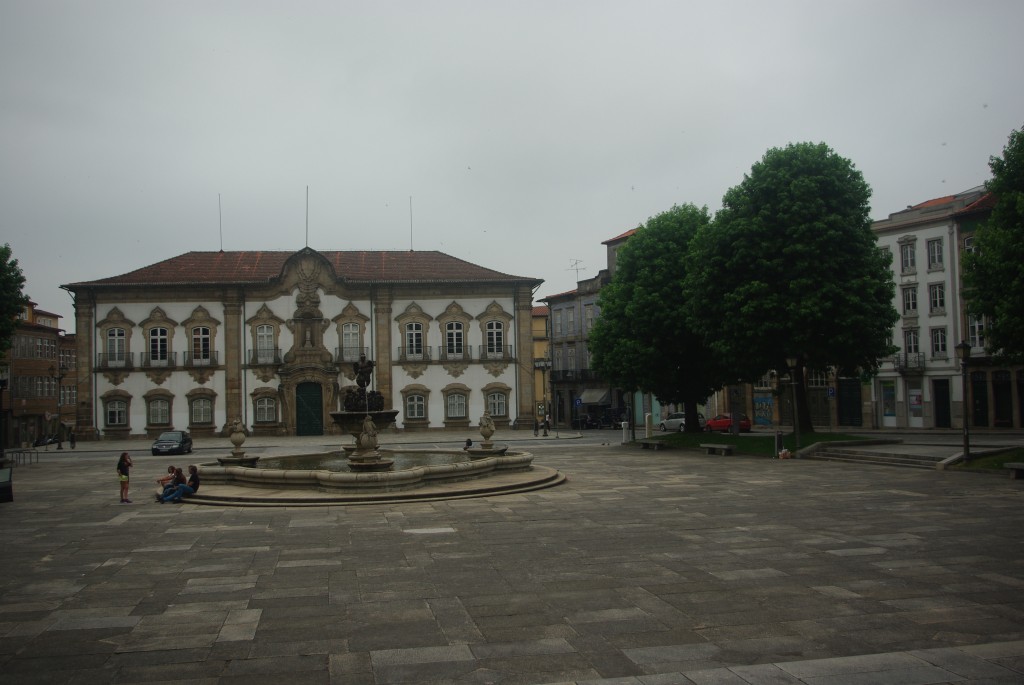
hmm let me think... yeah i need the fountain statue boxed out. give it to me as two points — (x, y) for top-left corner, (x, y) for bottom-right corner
(217, 418), (259, 466)
(465, 410), (508, 459)
(329, 354), (398, 471)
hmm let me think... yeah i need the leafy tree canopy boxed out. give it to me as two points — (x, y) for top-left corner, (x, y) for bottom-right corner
(684, 142), (897, 397)
(963, 124), (1024, 362)
(589, 204), (727, 428)
(0, 243), (29, 356)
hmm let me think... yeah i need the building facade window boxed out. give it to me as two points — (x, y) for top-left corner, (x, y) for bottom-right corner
(107, 328), (127, 366)
(445, 322), (464, 358)
(553, 310), (563, 337)
(191, 327), (212, 365)
(566, 308), (575, 334)
(900, 243), (916, 273)
(969, 315), (985, 349)
(485, 321), (504, 358)
(931, 328), (947, 357)
(255, 397), (276, 423)
(584, 304), (595, 332)
(927, 238), (943, 269)
(567, 346), (576, 371)
(106, 400), (127, 426)
(341, 323), (361, 361)
(405, 322), (424, 359)
(256, 324), (276, 363)
(904, 329), (919, 354)
(149, 399), (170, 425)
(191, 398), (213, 424)
(406, 394), (426, 419)
(902, 287), (917, 314)
(929, 283), (945, 313)
(446, 393), (467, 419)
(148, 327), (169, 365)
(487, 391), (507, 417)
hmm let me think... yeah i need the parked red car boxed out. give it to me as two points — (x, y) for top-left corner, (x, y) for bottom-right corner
(704, 413), (752, 433)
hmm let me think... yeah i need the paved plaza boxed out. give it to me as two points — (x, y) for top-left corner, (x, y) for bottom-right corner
(1, 434), (1023, 684)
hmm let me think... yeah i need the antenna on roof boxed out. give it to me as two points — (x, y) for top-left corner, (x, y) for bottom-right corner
(305, 185), (309, 248)
(409, 196), (413, 251)
(568, 259), (585, 282)
(218, 193), (223, 251)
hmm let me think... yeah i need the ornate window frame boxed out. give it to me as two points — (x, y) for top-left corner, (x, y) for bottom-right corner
(143, 388), (173, 434)
(333, 302), (371, 372)
(97, 307), (136, 380)
(395, 303), (433, 377)
(186, 387), (217, 434)
(247, 304), (285, 369)
(441, 382), (471, 429)
(482, 381), (512, 428)
(400, 383), (431, 430)
(100, 388), (132, 437)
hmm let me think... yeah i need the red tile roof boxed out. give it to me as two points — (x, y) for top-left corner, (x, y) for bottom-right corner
(956, 192), (997, 216)
(63, 250), (541, 289)
(602, 228), (638, 245)
(532, 305), (550, 316)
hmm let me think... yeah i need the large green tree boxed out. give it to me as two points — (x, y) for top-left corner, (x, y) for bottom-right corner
(589, 204), (726, 431)
(0, 243), (29, 355)
(684, 142), (897, 432)
(963, 124), (1024, 362)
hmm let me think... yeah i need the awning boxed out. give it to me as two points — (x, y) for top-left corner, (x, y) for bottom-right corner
(579, 388), (610, 405)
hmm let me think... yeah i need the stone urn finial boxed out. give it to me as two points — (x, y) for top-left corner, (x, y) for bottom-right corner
(229, 418), (246, 456)
(479, 410), (496, 447)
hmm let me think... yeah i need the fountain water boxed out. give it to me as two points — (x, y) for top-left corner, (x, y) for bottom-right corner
(329, 353), (398, 471)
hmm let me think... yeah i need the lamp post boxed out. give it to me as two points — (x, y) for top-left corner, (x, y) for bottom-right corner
(50, 364), (67, 450)
(786, 357), (801, 450)
(0, 363), (8, 464)
(534, 359), (551, 437)
(955, 341), (971, 463)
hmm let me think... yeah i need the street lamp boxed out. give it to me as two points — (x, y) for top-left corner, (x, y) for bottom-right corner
(955, 341), (971, 463)
(49, 364), (67, 450)
(786, 356), (801, 450)
(534, 359), (551, 437)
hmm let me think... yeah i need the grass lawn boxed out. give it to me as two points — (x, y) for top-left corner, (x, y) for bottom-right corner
(950, 447), (1024, 471)
(648, 430), (867, 457)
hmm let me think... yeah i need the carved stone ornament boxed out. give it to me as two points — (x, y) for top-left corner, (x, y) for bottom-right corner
(252, 366), (277, 383)
(188, 367), (216, 385)
(145, 368), (173, 385)
(402, 362), (428, 379)
(482, 361), (508, 378)
(441, 361), (468, 378)
(102, 370), (130, 386)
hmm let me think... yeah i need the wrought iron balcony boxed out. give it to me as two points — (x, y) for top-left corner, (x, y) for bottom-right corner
(893, 352), (925, 374)
(184, 351), (219, 367)
(141, 352), (177, 368)
(335, 346), (369, 363)
(96, 352), (134, 370)
(396, 346), (432, 362)
(438, 346), (473, 362)
(478, 345), (513, 361)
(551, 370), (575, 382)
(249, 348), (283, 365)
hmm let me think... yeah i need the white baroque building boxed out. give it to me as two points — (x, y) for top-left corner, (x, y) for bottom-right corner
(63, 248), (542, 439)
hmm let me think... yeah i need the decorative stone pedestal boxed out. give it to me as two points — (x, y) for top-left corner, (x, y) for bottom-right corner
(217, 418), (259, 467)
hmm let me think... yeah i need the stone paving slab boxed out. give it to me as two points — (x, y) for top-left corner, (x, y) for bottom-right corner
(0, 441), (1022, 683)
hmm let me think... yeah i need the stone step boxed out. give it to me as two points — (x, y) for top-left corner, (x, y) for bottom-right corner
(808, 451), (940, 470)
(816, 448), (945, 462)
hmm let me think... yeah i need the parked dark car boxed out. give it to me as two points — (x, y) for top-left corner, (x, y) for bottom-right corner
(704, 413), (752, 433)
(151, 430), (193, 456)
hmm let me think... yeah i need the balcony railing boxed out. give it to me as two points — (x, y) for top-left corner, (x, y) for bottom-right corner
(438, 346), (473, 362)
(551, 370), (575, 382)
(396, 346), (432, 362)
(184, 351), (219, 367)
(249, 348), (283, 365)
(893, 352), (925, 373)
(335, 346), (369, 363)
(141, 352), (177, 368)
(97, 352), (134, 369)
(478, 345), (513, 361)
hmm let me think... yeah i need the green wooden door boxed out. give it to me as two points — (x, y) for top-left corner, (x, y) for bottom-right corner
(295, 382), (324, 436)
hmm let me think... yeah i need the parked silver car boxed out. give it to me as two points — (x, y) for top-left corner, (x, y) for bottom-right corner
(659, 412), (705, 431)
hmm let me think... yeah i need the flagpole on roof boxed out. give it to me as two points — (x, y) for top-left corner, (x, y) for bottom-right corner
(305, 185), (309, 248)
(409, 196), (413, 251)
(218, 194), (223, 251)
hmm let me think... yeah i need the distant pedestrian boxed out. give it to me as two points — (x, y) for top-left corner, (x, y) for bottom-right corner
(69, 431), (76, 449)
(116, 452), (133, 503)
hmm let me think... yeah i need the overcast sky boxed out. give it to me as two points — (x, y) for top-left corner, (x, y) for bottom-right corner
(2, 1), (1022, 331)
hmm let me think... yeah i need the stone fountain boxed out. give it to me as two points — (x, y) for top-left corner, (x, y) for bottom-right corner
(329, 354), (398, 472)
(217, 418), (259, 466)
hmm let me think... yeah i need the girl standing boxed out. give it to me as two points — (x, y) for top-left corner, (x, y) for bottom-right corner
(116, 452), (133, 503)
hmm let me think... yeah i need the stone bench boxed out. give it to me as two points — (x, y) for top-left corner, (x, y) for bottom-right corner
(1004, 462), (1024, 480)
(700, 443), (735, 456)
(639, 439), (668, 451)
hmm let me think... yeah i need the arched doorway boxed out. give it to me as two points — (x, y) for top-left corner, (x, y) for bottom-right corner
(295, 382), (324, 435)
